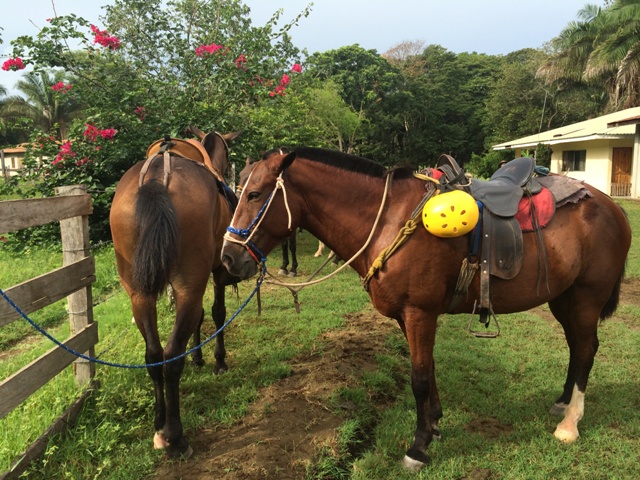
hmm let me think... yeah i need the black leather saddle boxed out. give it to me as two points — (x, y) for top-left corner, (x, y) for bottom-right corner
(470, 157), (541, 217)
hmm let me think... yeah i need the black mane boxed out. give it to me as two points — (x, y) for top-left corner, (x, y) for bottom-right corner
(292, 147), (414, 179)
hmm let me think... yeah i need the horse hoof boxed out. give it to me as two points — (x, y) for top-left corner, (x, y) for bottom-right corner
(191, 357), (205, 368)
(402, 454), (428, 471)
(167, 439), (193, 460)
(153, 432), (170, 450)
(278, 269), (288, 275)
(549, 403), (567, 416)
(554, 425), (579, 443)
(288, 271), (297, 277)
(213, 363), (228, 375)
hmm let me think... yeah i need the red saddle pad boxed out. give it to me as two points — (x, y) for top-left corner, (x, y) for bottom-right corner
(515, 187), (555, 232)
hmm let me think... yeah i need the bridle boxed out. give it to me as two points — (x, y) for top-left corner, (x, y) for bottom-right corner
(224, 169), (293, 264)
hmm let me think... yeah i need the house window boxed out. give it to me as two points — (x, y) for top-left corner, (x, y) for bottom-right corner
(562, 150), (586, 172)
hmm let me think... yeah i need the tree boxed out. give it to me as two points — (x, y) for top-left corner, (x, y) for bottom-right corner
(395, 45), (502, 167)
(3, 0), (313, 243)
(382, 40), (426, 66)
(2, 70), (83, 140)
(539, 0), (640, 110)
(301, 81), (362, 152)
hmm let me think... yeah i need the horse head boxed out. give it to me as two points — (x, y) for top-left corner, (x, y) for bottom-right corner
(222, 149), (296, 279)
(188, 125), (242, 180)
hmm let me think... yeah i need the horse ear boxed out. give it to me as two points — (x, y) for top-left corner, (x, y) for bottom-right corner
(188, 125), (206, 140)
(221, 130), (243, 144)
(278, 151), (296, 172)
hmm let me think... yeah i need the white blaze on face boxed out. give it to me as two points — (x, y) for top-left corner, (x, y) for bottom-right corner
(229, 168), (256, 231)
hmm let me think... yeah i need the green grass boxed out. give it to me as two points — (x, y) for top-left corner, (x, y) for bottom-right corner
(0, 199), (639, 479)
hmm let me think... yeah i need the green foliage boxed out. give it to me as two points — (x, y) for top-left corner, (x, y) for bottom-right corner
(535, 142), (552, 168)
(465, 150), (509, 179)
(4, 0), (313, 244)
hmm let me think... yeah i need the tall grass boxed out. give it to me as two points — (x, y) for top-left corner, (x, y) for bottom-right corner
(0, 199), (638, 479)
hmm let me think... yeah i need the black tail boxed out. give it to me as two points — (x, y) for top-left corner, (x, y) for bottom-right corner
(132, 181), (179, 297)
(600, 264), (625, 320)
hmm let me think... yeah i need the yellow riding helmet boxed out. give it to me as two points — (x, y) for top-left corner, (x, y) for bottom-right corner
(422, 190), (479, 238)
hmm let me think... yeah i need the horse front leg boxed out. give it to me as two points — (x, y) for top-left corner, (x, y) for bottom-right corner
(211, 279), (229, 374)
(288, 234), (298, 277)
(190, 307), (206, 367)
(400, 310), (438, 471)
(278, 240), (289, 275)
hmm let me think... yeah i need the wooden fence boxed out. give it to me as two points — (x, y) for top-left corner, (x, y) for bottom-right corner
(0, 185), (98, 479)
(610, 182), (632, 197)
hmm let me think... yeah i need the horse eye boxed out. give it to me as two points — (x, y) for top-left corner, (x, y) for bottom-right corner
(247, 191), (260, 201)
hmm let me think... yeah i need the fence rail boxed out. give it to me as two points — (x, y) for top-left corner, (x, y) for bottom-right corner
(610, 182), (632, 197)
(0, 185), (96, 480)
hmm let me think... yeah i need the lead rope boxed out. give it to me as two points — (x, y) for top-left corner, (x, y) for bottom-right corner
(264, 172), (394, 290)
(361, 173), (440, 290)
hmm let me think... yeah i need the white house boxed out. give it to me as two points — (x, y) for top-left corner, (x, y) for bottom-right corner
(493, 106), (640, 198)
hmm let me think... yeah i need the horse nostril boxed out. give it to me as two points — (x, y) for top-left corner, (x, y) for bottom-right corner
(221, 253), (234, 271)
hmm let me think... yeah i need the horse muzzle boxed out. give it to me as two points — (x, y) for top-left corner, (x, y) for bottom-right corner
(221, 241), (259, 279)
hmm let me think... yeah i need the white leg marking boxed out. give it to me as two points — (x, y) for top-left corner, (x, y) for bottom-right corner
(553, 384), (584, 443)
(402, 455), (427, 471)
(153, 431), (170, 450)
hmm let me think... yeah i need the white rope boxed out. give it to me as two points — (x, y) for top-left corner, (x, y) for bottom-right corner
(266, 173), (393, 288)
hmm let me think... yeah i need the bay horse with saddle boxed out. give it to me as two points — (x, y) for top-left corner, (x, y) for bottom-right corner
(109, 126), (241, 458)
(221, 147), (631, 470)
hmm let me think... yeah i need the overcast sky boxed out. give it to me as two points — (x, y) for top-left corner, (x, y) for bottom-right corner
(1, 0), (596, 92)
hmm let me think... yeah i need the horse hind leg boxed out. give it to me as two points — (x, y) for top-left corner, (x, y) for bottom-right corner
(129, 295), (170, 451)
(547, 296), (601, 443)
(160, 298), (203, 459)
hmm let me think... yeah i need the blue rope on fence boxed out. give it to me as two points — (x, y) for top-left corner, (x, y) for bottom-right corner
(0, 264), (265, 369)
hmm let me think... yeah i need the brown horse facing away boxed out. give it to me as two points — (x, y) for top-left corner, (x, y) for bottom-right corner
(221, 148), (631, 470)
(109, 126), (241, 459)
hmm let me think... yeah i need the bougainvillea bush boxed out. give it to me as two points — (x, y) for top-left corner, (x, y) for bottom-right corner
(3, 0), (313, 245)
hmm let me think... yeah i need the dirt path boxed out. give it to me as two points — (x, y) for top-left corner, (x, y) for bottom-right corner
(151, 309), (397, 480)
(150, 278), (640, 480)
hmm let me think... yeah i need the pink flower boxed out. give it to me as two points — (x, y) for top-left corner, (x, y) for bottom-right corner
(291, 63), (302, 73)
(269, 73), (292, 97)
(235, 54), (247, 69)
(134, 106), (146, 121)
(90, 24), (121, 50)
(195, 43), (225, 57)
(84, 124), (99, 142)
(2, 58), (25, 72)
(99, 128), (117, 140)
(84, 124), (117, 141)
(52, 82), (72, 93)
(0, 236), (6, 243)
(53, 141), (76, 166)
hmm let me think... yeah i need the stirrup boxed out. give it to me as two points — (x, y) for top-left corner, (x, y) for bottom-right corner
(468, 303), (500, 338)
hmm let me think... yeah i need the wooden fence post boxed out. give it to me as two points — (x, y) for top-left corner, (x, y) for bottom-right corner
(55, 185), (96, 385)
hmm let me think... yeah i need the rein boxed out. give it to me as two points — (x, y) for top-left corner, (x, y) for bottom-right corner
(226, 169), (395, 290)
